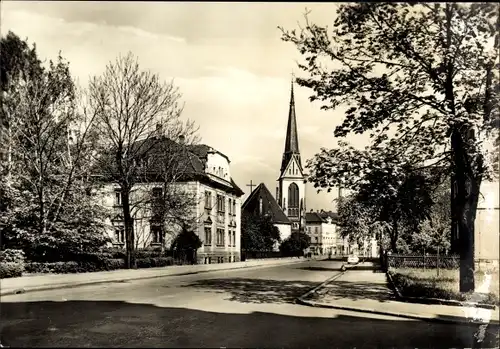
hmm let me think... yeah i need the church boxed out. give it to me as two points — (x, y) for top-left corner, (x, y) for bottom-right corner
(242, 80), (309, 246)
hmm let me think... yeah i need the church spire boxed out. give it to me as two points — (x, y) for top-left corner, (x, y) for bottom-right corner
(281, 77), (301, 173)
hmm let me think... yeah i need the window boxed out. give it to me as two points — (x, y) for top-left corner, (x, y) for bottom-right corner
(151, 224), (163, 244)
(205, 191), (212, 210)
(217, 195), (225, 213)
(204, 227), (212, 246)
(315, 227), (319, 234)
(288, 183), (299, 217)
(114, 189), (122, 206)
(114, 225), (125, 243)
(152, 187), (162, 199)
(232, 200), (236, 216)
(216, 228), (225, 246)
(228, 198), (232, 215)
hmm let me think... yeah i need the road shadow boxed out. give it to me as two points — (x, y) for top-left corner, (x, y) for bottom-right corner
(1, 300), (498, 348)
(295, 266), (342, 272)
(182, 277), (319, 304)
(310, 280), (396, 303)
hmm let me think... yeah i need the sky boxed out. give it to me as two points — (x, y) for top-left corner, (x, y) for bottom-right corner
(1, 1), (370, 210)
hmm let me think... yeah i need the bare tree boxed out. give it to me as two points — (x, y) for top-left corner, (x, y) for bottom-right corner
(89, 52), (198, 269)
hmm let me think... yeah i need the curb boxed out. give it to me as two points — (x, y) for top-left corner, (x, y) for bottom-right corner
(1, 259), (307, 297)
(386, 271), (498, 310)
(296, 263), (499, 326)
(296, 297), (500, 326)
(295, 262), (360, 301)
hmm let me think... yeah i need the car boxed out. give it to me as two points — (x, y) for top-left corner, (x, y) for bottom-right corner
(347, 254), (359, 264)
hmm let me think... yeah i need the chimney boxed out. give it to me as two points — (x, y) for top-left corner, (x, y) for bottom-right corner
(179, 135), (185, 144)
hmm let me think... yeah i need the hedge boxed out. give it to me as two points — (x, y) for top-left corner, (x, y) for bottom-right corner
(0, 249), (26, 264)
(24, 257), (175, 274)
(0, 262), (24, 279)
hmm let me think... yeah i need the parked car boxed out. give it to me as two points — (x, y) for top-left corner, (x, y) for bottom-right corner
(347, 254), (359, 264)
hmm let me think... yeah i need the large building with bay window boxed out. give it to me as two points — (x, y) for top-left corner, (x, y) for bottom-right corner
(100, 134), (244, 264)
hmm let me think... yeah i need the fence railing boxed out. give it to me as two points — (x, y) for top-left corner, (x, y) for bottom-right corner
(381, 252), (460, 270)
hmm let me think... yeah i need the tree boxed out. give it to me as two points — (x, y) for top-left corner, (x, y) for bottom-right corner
(89, 52), (196, 269)
(241, 214), (281, 252)
(279, 232), (310, 256)
(171, 225), (202, 264)
(281, 3), (499, 292)
(412, 179), (452, 254)
(0, 31), (109, 260)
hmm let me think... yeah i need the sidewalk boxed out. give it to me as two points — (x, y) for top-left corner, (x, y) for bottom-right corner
(0, 257), (305, 296)
(298, 262), (500, 326)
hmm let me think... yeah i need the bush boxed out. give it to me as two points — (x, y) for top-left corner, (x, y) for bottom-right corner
(25, 259), (126, 274)
(0, 262), (24, 279)
(0, 249), (26, 264)
(135, 257), (174, 269)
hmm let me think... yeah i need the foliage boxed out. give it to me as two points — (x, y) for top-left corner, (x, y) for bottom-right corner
(279, 232), (311, 256)
(281, 3), (499, 291)
(0, 249), (26, 264)
(241, 213), (281, 251)
(389, 268), (499, 305)
(171, 226), (202, 264)
(0, 31), (109, 260)
(0, 262), (24, 279)
(412, 180), (452, 253)
(171, 227), (203, 252)
(135, 257), (174, 268)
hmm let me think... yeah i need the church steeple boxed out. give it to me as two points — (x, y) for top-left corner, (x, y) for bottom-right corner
(281, 78), (301, 173)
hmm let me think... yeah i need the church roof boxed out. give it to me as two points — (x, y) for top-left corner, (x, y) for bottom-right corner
(242, 183), (291, 225)
(280, 79), (302, 173)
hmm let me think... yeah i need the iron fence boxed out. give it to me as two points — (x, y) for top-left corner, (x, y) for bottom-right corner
(385, 252), (460, 269)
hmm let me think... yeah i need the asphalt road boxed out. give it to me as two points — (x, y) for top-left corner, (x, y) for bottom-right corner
(1, 259), (498, 348)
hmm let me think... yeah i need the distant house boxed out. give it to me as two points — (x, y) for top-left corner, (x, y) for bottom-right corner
(242, 182), (292, 250)
(98, 135), (245, 264)
(475, 180), (499, 268)
(305, 210), (345, 255)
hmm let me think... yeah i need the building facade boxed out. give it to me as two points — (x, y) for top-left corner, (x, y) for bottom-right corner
(475, 180), (499, 268)
(277, 81), (307, 232)
(305, 210), (347, 255)
(100, 138), (244, 264)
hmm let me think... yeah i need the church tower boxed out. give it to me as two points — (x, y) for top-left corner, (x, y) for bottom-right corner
(277, 79), (306, 233)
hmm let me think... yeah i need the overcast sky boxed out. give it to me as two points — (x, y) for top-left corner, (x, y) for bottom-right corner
(1, 1), (370, 210)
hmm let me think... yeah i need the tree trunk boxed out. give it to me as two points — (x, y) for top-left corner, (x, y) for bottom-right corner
(121, 187), (135, 269)
(390, 220), (398, 252)
(450, 176), (460, 254)
(451, 127), (482, 292)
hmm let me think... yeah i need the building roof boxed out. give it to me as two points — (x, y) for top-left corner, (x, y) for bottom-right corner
(280, 80), (302, 174)
(242, 183), (291, 225)
(97, 136), (244, 197)
(306, 210), (340, 224)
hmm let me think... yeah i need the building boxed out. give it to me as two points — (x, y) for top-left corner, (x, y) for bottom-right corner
(276, 80), (307, 233)
(242, 182), (292, 250)
(305, 210), (347, 255)
(100, 135), (245, 264)
(475, 180), (499, 269)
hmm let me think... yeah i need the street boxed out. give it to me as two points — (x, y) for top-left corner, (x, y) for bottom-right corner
(1, 260), (498, 348)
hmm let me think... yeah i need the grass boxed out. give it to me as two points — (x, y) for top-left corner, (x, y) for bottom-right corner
(389, 267), (500, 306)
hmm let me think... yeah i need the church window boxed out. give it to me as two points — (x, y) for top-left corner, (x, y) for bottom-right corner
(259, 197), (263, 215)
(288, 183), (299, 217)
